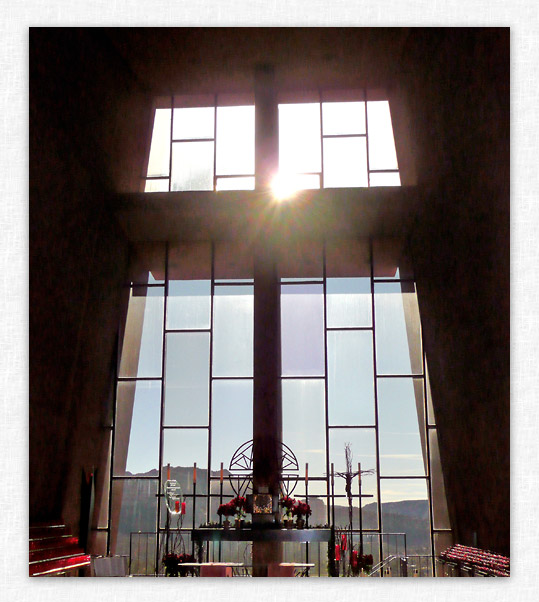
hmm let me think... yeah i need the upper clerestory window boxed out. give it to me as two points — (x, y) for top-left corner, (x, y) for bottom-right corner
(143, 91), (400, 192)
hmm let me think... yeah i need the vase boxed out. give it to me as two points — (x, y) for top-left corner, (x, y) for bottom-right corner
(223, 519), (230, 530)
(285, 519), (293, 529)
(296, 518), (305, 529)
(235, 518), (244, 529)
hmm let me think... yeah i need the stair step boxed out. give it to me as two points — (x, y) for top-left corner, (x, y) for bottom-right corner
(30, 535), (79, 551)
(30, 545), (86, 563)
(30, 525), (70, 540)
(30, 554), (91, 577)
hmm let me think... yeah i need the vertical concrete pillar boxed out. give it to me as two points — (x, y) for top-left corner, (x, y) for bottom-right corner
(252, 64), (282, 576)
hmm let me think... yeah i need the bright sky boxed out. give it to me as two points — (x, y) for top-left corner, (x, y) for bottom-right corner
(146, 100), (401, 192)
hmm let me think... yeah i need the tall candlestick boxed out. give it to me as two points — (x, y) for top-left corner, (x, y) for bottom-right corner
(167, 463), (171, 481)
(181, 501), (186, 514)
(335, 544), (341, 562)
(358, 463), (361, 485)
(220, 462), (223, 483)
(193, 463), (197, 484)
(305, 463), (308, 484)
(175, 500), (180, 512)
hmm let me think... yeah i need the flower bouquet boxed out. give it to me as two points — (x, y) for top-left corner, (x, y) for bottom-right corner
(217, 500), (235, 529)
(281, 496), (296, 528)
(292, 500), (311, 529)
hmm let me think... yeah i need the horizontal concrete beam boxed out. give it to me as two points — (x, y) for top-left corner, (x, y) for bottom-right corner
(115, 187), (421, 242)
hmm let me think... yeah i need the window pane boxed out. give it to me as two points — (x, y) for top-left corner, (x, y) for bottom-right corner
(281, 284), (325, 376)
(147, 109), (171, 177)
(326, 277), (371, 328)
(279, 103), (321, 173)
(216, 176), (255, 190)
(369, 171), (401, 187)
(374, 282), (422, 375)
(216, 105), (255, 175)
(212, 286), (253, 377)
(114, 381), (161, 476)
(119, 287), (164, 378)
(171, 141), (214, 191)
(162, 429), (208, 473)
(378, 378), (426, 476)
(110, 479), (158, 556)
(164, 332), (210, 426)
(328, 331), (375, 426)
(380, 479), (431, 556)
(211, 380), (253, 471)
(323, 137), (368, 187)
(145, 179), (169, 192)
(173, 107), (214, 140)
(322, 101), (365, 135)
(367, 101), (398, 170)
(167, 280), (211, 330)
(282, 379), (326, 478)
(429, 429), (451, 529)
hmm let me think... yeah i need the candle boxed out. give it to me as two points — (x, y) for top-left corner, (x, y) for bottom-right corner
(358, 463), (361, 485)
(220, 462), (223, 483)
(181, 501), (186, 514)
(341, 533), (347, 550)
(193, 463), (197, 484)
(175, 500), (180, 512)
(167, 463), (171, 481)
(305, 463), (308, 484)
(335, 544), (341, 561)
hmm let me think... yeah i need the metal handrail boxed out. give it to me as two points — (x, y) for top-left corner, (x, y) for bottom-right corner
(368, 554), (396, 576)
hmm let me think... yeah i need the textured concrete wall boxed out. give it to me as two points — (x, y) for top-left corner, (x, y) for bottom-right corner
(29, 29), (150, 531)
(404, 29), (510, 555)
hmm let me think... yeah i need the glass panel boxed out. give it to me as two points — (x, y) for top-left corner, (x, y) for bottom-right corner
(110, 479), (158, 557)
(147, 108), (171, 177)
(328, 331), (375, 426)
(216, 176), (255, 190)
(159, 494), (208, 530)
(282, 379), (326, 479)
(281, 284), (325, 376)
(119, 287), (164, 378)
(128, 242), (165, 285)
(162, 429), (208, 475)
(171, 141), (214, 191)
(211, 380), (253, 471)
(380, 479), (431, 556)
(326, 277), (371, 328)
(144, 179), (169, 192)
(167, 280), (211, 330)
(164, 332), (210, 426)
(322, 101), (366, 135)
(329, 428), (378, 531)
(173, 106), (214, 140)
(378, 378), (426, 476)
(367, 101), (399, 170)
(212, 286), (253, 377)
(128, 531), (158, 575)
(374, 282), (422, 375)
(281, 173), (321, 190)
(216, 105), (255, 175)
(429, 429), (451, 529)
(114, 381), (161, 476)
(279, 103), (322, 173)
(323, 137), (368, 188)
(369, 172), (401, 187)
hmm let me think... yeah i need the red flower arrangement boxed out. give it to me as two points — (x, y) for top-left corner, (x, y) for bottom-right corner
(217, 501), (235, 519)
(281, 496), (296, 519)
(163, 552), (196, 576)
(292, 501), (312, 519)
(231, 495), (247, 519)
(350, 550), (373, 575)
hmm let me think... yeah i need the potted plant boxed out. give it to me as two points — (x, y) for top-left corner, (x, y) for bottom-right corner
(177, 553), (196, 577)
(163, 552), (180, 577)
(231, 495), (247, 528)
(217, 501), (235, 529)
(281, 496), (296, 528)
(293, 500), (311, 529)
(351, 550), (373, 576)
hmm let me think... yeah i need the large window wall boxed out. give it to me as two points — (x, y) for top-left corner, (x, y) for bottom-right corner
(102, 238), (451, 576)
(143, 90), (400, 193)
